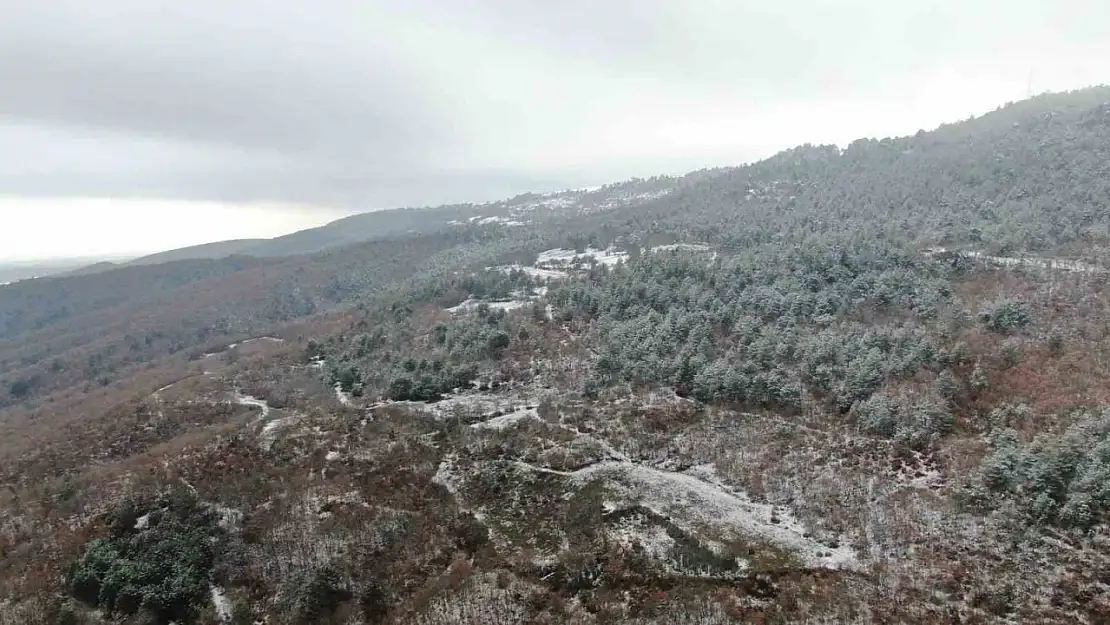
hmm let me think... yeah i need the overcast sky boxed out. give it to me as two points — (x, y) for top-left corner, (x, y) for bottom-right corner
(1, 1), (1108, 260)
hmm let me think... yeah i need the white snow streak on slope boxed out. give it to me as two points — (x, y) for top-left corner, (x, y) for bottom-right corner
(447, 298), (526, 314)
(259, 417), (298, 452)
(470, 406), (538, 430)
(924, 248), (1106, 274)
(649, 243), (712, 253)
(492, 264), (568, 280)
(380, 391), (536, 421)
(210, 585), (233, 622)
(512, 460), (857, 570)
(233, 392), (270, 418)
(335, 383), (353, 406)
(241, 336), (285, 345)
(233, 392), (302, 451)
(537, 247), (628, 267)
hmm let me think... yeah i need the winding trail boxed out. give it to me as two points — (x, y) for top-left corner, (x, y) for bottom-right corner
(233, 392), (271, 418)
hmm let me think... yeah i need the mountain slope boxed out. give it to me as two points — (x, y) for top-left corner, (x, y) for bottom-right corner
(125, 239), (266, 266)
(4, 88), (1110, 624)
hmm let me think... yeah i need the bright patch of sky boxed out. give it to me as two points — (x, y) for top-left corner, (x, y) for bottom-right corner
(0, 198), (356, 261)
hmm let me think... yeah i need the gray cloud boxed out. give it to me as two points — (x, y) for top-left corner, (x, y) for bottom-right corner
(1, 0), (1108, 209)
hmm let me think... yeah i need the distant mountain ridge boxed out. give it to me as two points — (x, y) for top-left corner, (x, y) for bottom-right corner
(67, 177), (692, 273)
(125, 239), (266, 266)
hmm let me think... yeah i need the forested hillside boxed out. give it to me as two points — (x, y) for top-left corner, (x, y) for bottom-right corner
(3, 88), (1110, 624)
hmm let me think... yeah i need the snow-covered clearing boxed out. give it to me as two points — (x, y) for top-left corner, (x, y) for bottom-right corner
(511, 460), (856, 570)
(469, 406), (538, 430)
(491, 264), (568, 280)
(447, 298), (527, 314)
(477, 216), (525, 226)
(536, 247), (628, 268)
(648, 243), (712, 253)
(925, 247), (1106, 274)
(379, 390), (540, 421)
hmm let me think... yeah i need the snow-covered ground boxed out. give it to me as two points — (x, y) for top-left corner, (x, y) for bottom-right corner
(450, 248), (630, 316)
(233, 392), (270, 418)
(334, 383), (353, 407)
(924, 247), (1106, 274)
(511, 459), (856, 570)
(202, 336), (285, 359)
(447, 286), (547, 316)
(210, 585), (233, 622)
(607, 512), (676, 561)
(258, 416), (298, 452)
(469, 406), (539, 430)
(378, 389), (540, 421)
(477, 216), (525, 226)
(648, 243), (712, 253)
(434, 388), (857, 572)
(447, 298), (527, 314)
(491, 264), (568, 280)
(239, 336), (285, 346)
(536, 247), (628, 268)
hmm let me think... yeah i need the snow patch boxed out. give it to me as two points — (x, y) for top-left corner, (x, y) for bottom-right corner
(134, 512), (151, 530)
(381, 389), (541, 422)
(257, 414), (300, 452)
(433, 454), (462, 496)
(447, 298), (527, 314)
(491, 264), (568, 280)
(210, 585), (233, 622)
(233, 392), (270, 418)
(514, 460), (857, 570)
(335, 383), (353, 406)
(470, 406), (538, 430)
(607, 512), (677, 561)
(477, 216), (526, 226)
(649, 243), (712, 253)
(241, 336), (285, 345)
(924, 247), (1106, 274)
(536, 247), (628, 268)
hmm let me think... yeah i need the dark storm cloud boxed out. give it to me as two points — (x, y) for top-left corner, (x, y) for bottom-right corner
(1, 0), (1107, 208)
